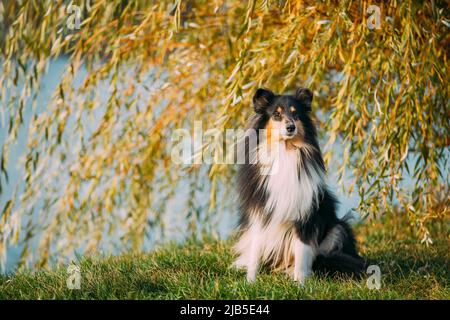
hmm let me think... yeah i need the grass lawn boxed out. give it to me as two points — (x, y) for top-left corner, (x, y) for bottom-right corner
(0, 216), (448, 299)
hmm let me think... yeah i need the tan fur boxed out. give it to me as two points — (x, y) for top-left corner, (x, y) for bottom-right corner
(265, 118), (283, 142)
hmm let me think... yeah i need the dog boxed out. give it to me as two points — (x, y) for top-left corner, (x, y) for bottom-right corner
(233, 87), (365, 284)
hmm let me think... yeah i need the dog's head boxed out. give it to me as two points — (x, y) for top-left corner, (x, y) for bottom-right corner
(252, 87), (314, 142)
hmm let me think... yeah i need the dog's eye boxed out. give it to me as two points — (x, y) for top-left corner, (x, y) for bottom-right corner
(273, 111), (281, 120)
(289, 106), (299, 119)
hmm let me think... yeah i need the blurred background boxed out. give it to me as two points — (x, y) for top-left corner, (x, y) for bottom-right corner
(0, 0), (448, 273)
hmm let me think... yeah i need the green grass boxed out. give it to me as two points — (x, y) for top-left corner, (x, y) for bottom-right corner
(0, 217), (449, 299)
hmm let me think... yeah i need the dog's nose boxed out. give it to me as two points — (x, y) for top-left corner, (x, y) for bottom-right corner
(286, 124), (296, 133)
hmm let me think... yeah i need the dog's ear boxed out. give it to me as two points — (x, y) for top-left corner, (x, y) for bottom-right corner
(295, 87), (313, 111)
(253, 88), (274, 114)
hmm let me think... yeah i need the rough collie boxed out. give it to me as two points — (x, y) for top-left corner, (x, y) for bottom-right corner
(234, 87), (365, 284)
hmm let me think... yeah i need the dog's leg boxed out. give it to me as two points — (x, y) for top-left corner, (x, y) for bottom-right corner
(245, 236), (261, 282)
(233, 220), (262, 283)
(293, 238), (315, 284)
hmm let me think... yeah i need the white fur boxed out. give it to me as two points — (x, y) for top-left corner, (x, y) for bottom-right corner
(260, 141), (324, 223)
(233, 214), (297, 278)
(293, 239), (315, 284)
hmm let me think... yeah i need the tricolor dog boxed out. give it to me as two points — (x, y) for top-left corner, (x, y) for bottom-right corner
(234, 87), (365, 284)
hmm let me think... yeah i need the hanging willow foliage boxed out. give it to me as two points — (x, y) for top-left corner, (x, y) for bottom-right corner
(0, 0), (449, 269)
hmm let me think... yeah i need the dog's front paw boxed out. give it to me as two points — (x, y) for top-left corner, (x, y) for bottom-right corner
(232, 259), (246, 270)
(294, 270), (311, 285)
(246, 269), (257, 283)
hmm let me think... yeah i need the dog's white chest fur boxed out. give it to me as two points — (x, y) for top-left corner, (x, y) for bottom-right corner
(259, 142), (324, 223)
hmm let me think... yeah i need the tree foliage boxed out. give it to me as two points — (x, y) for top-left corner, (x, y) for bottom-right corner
(0, 0), (448, 268)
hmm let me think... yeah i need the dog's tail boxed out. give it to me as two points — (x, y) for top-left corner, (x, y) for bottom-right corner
(312, 215), (367, 278)
(312, 252), (366, 278)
